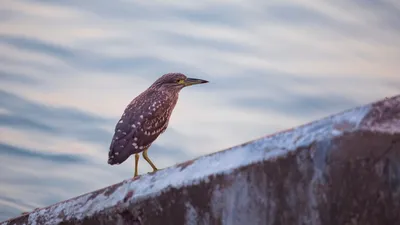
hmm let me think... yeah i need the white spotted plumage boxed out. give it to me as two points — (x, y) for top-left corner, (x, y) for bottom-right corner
(108, 78), (180, 165)
(107, 73), (208, 167)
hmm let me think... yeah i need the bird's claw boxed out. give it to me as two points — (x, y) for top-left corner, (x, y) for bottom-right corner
(132, 174), (141, 181)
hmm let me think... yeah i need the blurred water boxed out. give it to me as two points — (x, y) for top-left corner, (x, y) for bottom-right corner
(1, 0), (400, 221)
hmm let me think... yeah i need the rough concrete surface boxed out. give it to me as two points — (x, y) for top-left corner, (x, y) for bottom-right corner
(1, 95), (400, 225)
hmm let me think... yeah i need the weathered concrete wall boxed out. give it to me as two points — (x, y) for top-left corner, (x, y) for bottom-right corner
(2, 95), (400, 225)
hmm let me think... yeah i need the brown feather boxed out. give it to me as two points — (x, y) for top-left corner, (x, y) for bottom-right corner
(108, 88), (179, 164)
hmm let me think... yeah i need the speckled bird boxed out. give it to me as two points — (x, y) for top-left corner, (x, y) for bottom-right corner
(108, 73), (208, 177)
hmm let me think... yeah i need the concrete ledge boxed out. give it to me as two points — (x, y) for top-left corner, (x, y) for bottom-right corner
(2, 95), (400, 225)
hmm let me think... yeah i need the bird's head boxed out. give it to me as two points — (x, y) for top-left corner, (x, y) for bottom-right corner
(150, 73), (208, 91)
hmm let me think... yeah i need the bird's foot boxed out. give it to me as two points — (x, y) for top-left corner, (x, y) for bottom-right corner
(146, 168), (159, 175)
(132, 174), (141, 181)
(151, 167), (163, 174)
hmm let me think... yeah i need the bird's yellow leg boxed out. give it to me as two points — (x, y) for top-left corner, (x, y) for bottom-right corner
(142, 148), (158, 172)
(134, 153), (139, 177)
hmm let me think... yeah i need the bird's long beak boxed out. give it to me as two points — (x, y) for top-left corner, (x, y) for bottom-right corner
(184, 77), (209, 86)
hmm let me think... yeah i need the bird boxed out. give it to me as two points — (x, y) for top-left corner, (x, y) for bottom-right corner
(107, 73), (208, 178)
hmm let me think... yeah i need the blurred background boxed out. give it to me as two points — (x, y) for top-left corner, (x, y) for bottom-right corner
(0, 0), (399, 221)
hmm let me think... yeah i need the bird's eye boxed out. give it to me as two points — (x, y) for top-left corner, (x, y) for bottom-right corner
(176, 79), (184, 84)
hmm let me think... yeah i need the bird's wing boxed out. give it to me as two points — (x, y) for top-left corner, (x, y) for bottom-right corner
(108, 109), (138, 163)
(108, 91), (174, 164)
(138, 92), (175, 146)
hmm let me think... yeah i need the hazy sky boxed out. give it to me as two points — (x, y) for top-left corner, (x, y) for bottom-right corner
(0, 0), (399, 221)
